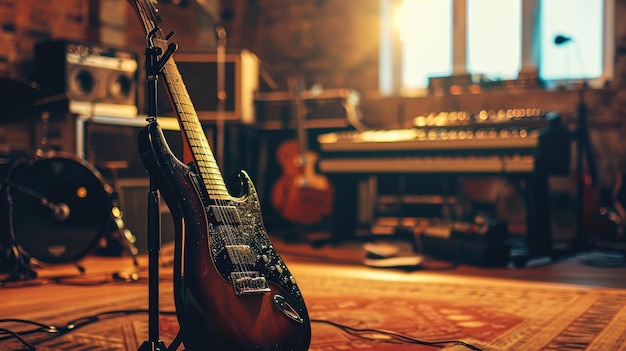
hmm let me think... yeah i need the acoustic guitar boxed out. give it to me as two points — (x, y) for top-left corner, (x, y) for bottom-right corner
(271, 76), (333, 225)
(127, 1), (311, 350)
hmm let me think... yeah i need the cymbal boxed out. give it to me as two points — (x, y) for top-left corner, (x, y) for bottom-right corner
(0, 75), (43, 125)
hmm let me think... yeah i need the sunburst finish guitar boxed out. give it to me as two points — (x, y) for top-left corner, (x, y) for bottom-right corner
(126, 1), (311, 350)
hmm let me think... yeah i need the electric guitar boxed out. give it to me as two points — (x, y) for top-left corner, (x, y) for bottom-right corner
(126, 1), (311, 350)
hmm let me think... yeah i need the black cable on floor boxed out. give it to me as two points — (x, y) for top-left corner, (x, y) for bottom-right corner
(0, 309), (177, 350)
(311, 318), (483, 350)
(0, 310), (485, 351)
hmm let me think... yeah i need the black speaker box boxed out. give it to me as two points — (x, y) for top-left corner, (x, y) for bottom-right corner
(32, 40), (139, 118)
(420, 234), (512, 267)
(85, 119), (184, 179)
(117, 179), (176, 254)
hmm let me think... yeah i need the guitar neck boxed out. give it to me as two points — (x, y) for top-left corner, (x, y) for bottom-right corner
(125, 0), (229, 201)
(160, 57), (230, 200)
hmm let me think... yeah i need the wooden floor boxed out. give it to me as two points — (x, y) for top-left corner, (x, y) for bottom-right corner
(270, 233), (626, 290)
(2, 233), (626, 350)
(2, 231), (625, 290)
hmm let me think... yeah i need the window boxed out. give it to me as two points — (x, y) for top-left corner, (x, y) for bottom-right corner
(380, 0), (614, 96)
(540, 0), (605, 83)
(399, 0), (453, 90)
(467, 0), (521, 81)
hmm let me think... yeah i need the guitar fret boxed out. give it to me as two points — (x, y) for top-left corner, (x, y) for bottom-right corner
(199, 171), (222, 179)
(191, 149), (213, 158)
(197, 166), (220, 174)
(196, 159), (217, 166)
(200, 172), (222, 179)
(157, 59), (231, 200)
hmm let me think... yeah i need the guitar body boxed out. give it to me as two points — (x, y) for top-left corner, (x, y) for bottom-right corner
(138, 123), (311, 350)
(271, 139), (333, 226)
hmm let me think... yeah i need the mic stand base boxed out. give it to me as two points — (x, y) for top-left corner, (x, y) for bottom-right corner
(0, 245), (36, 282)
(138, 340), (167, 351)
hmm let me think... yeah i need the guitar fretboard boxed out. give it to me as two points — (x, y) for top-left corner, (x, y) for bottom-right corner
(161, 59), (230, 200)
(128, 1), (230, 201)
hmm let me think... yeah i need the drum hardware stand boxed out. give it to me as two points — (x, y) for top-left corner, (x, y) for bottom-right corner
(0, 110), (81, 280)
(37, 111), (51, 155)
(0, 185), (37, 282)
(138, 27), (178, 351)
(0, 164), (83, 280)
(101, 161), (140, 266)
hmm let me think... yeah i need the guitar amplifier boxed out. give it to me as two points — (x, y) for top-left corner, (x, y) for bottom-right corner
(31, 40), (139, 118)
(156, 50), (259, 124)
(253, 88), (361, 130)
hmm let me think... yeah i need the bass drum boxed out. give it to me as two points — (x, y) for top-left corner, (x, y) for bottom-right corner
(6, 152), (112, 264)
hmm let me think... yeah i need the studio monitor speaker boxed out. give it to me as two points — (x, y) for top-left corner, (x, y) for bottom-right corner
(32, 40), (138, 118)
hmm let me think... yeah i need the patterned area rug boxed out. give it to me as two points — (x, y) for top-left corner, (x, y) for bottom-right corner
(2, 262), (626, 351)
(296, 266), (626, 351)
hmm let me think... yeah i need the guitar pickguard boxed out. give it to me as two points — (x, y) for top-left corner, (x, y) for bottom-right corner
(196, 171), (306, 314)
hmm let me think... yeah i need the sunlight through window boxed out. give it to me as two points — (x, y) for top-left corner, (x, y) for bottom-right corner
(399, 0), (452, 90)
(467, 0), (521, 81)
(380, 0), (611, 94)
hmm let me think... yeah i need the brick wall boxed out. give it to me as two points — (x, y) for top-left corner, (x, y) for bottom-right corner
(0, 0), (93, 77)
(0, 0), (94, 155)
(245, 0), (380, 92)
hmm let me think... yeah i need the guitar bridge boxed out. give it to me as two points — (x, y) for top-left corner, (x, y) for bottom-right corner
(231, 271), (271, 295)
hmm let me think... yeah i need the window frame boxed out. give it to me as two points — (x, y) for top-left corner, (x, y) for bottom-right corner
(379, 0), (615, 96)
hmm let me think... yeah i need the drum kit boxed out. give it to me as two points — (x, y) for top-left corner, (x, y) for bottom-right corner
(0, 75), (139, 282)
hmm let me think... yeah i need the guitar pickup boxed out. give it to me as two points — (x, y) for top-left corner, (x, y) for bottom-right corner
(208, 205), (241, 225)
(225, 245), (257, 265)
(231, 271), (270, 295)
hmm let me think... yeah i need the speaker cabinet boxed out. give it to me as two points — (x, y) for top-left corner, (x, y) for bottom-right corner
(463, 175), (577, 243)
(156, 50), (259, 124)
(32, 40), (139, 118)
(117, 179), (176, 254)
(84, 118), (184, 179)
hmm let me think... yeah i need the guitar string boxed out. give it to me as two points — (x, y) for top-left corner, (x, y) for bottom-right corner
(141, 3), (253, 278)
(164, 61), (252, 276)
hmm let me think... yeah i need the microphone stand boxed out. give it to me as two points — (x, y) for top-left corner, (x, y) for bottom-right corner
(215, 23), (227, 171)
(138, 28), (177, 351)
(0, 183), (37, 282)
(573, 82), (597, 252)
